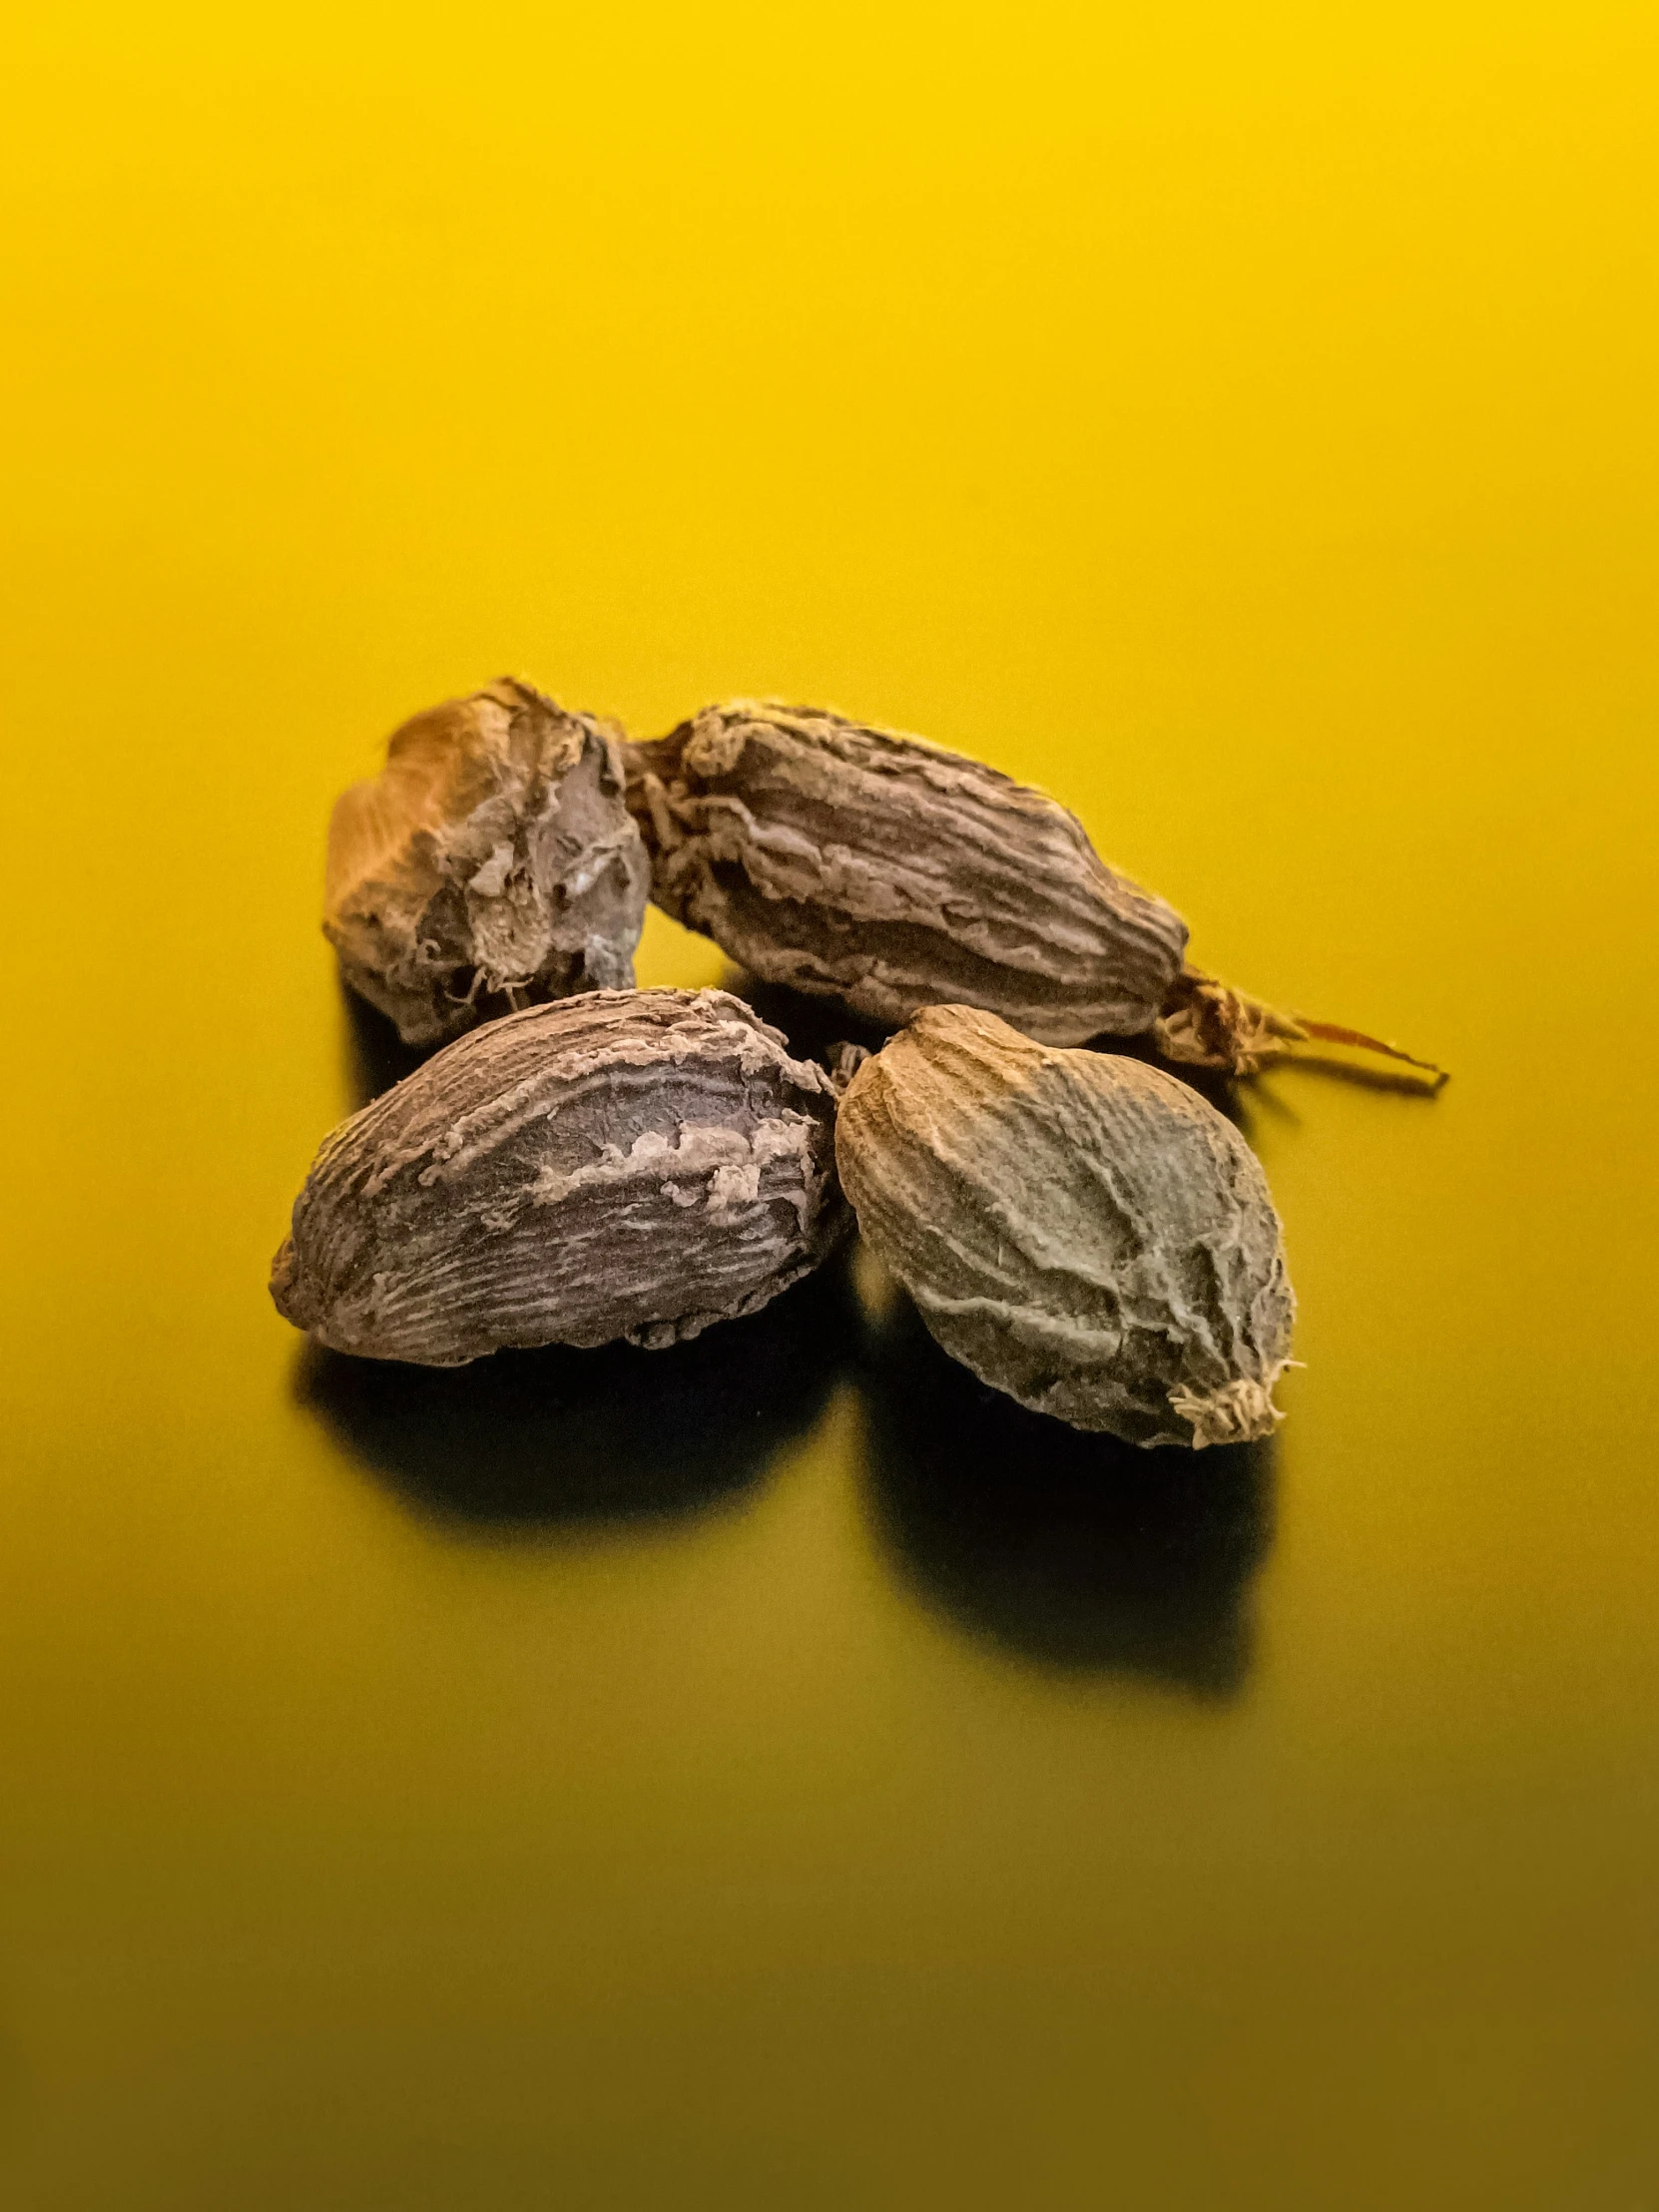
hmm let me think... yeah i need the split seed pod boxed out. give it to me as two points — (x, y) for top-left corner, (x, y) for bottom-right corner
(272, 988), (847, 1364)
(325, 678), (649, 1047)
(835, 1005), (1296, 1446)
(627, 701), (1444, 1086)
(625, 702), (1189, 1048)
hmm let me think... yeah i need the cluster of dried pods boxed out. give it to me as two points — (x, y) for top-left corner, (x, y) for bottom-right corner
(275, 678), (1441, 1447)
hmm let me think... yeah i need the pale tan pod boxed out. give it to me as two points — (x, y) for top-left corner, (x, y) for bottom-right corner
(624, 702), (1189, 1047)
(325, 677), (649, 1047)
(835, 1005), (1296, 1446)
(272, 988), (848, 1365)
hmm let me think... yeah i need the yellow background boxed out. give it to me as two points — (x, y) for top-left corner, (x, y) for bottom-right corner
(3, 4), (1657, 2207)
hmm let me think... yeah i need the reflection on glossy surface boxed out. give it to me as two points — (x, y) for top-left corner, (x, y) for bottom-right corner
(860, 1304), (1273, 1692)
(294, 1259), (859, 1534)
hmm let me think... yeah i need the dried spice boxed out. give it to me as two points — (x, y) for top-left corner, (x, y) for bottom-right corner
(1152, 966), (1444, 1085)
(835, 1004), (1296, 1446)
(325, 678), (649, 1048)
(626, 700), (1443, 1085)
(624, 702), (1189, 1048)
(271, 988), (847, 1364)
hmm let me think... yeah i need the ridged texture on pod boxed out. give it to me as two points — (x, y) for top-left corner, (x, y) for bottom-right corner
(272, 988), (846, 1364)
(835, 1005), (1295, 1446)
(625, 702), (1189, 1047)
(324, 678), (649, 1047)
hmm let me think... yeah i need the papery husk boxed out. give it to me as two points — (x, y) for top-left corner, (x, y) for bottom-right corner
(325, 678), (648, 1047)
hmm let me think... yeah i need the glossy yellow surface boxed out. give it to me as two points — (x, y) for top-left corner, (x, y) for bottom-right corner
(4, 4), (1658, 2206)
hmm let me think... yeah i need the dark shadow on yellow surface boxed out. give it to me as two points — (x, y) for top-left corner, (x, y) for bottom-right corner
(339, 983), (432, 1107)
(1088, 1031), (1247, 1121)
(294, 1255), (858, 1537)
(856, 1304), (1276, 1697)
(722, 970), (892, 1065)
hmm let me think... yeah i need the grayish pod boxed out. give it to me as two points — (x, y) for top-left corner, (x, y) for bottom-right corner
(835, 1004), (1295, 1445)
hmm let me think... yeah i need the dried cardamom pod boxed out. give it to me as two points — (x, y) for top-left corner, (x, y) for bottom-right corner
(626, 701), (1443, 1086)
(271, 987), (847, 1364)
(835, 1004), (1296, 1446)
(624, 702), (1189, 1048)
(325, 677), (649, 1047)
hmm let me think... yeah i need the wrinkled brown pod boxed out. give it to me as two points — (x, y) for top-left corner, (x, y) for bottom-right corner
(625, 701), (1444, 1086)
(835, 1005), (1296, 1446)
(272, 988), (847, 1364)
(624, 702), (1189, 1047)
(325, 678), (649, 1047)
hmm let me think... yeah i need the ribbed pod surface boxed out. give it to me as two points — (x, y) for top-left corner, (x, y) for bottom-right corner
(272, 988), (846, 1363)
(625, 703), (1188, 1046)
(835, 1005), (1295, 1445)
(325, 678), (648, 1046)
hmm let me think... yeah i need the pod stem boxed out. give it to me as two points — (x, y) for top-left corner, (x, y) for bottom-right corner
(1154, 966), (1448, 1090)
(824, 1040), (872, 1097)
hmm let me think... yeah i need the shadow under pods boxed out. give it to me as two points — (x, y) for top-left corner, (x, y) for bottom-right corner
(293, 1253), (860, 1539)
(338, 984), (434, 1108)
(855, 1302), (1278, 1698)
